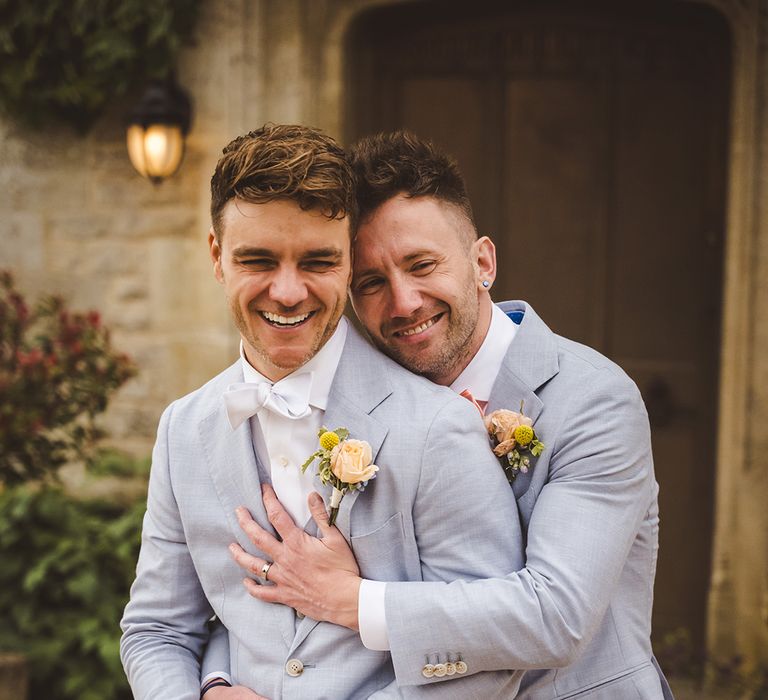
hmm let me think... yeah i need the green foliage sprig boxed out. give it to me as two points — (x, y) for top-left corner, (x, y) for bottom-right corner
(0, 452), (148, 700)
(0, 271), (137, 485)
(0, 0), (201, 132)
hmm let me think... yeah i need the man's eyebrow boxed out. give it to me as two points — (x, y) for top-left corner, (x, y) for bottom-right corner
(301, 247), (344, 260)
(229, 247), (344, 260)
(402, 250), (435, 263)
(231, 246), (274, 258)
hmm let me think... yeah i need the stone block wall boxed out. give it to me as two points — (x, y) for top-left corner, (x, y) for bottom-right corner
(0, 0), (260, 454)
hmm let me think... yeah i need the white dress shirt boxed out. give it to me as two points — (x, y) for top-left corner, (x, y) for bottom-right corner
(358, 304), (518, 650)
(202, 317), (348, 688)
(241, 317), (348, 528)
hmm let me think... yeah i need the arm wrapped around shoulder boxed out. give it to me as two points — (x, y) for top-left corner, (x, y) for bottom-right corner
(386, 369), (656, 685)
(411, 393), (525, 583)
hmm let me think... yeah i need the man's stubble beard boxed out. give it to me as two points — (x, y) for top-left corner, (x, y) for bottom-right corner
(370, 283), (480, 385)
(231, 297), (346, 373)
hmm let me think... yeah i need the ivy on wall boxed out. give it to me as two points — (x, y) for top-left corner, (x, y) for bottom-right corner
(0, 0), (201, 132)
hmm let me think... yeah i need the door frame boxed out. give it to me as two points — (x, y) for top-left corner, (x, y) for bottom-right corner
(321, 0), (757, 658)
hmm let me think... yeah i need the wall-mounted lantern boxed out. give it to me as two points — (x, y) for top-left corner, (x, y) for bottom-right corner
(126, 79), (192, 184)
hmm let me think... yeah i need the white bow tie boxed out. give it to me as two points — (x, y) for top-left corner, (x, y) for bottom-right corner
(223, 372), (314, 429)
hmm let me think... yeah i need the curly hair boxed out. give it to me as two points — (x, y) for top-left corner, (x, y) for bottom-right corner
(349, 130), (476, 233)
(210, 123), (357, 239)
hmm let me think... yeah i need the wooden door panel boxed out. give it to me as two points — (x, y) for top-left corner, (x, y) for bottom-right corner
(607, 69), (722, 651)
(499, 78), (608, 347)
(348, 0), (729, 655)
(398, 78), (498, 234)
(624, 362), (712, 643)
(611, 76), (714, 362)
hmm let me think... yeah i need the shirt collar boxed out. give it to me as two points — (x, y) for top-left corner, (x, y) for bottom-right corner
(449, 304), (517, 402)
(239, 316), (349, 410)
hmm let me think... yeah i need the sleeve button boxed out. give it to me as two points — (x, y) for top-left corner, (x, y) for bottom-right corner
(422, 664), (435, 678)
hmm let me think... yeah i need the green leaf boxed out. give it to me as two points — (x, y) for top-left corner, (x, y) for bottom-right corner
(300, 451), (321, 473)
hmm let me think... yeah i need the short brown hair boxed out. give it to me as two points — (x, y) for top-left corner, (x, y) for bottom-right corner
(210, 123), (357, 238)
(350, 130), (476, 232)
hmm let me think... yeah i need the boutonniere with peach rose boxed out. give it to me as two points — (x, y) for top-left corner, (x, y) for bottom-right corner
(301, 427), (379, 526)
(484, 402), (544, 482)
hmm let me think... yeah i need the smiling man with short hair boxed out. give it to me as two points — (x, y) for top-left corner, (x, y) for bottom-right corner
(120, 124), (525, 700)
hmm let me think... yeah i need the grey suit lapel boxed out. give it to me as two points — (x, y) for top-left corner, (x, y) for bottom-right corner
(290, 326), (391, 652)
(199, 403), (275, 543)
(198, 363), (294, 648)
(489, 302), (559, 499)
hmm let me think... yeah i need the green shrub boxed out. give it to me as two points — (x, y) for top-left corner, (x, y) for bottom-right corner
(0, 271), (146, 698)
(0, 271), (136, 486)
(0, 451), (148, 700)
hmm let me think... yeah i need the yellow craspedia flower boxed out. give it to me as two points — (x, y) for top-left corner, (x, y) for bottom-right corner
(319, 431), (341, 451)
(514, 425), (534, 446)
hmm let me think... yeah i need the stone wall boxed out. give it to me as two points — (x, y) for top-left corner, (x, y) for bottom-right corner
(0, 0), (766, 675)
(1, 0), (256, 454)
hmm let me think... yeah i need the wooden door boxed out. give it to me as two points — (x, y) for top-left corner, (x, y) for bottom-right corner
(347, 0), (730, 655)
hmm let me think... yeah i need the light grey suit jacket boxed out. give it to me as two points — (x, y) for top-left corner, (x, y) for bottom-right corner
(383, 301), (673, 699)
(120, 325), (526, 700)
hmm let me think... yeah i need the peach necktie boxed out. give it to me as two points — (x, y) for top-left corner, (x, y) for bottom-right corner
(459, 389), (488, 416)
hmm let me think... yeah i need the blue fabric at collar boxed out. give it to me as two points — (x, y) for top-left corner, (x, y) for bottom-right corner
(506, 309), (525, 325)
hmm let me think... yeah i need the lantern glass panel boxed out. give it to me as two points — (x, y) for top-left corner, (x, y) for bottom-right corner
(126, 124), (185, 182)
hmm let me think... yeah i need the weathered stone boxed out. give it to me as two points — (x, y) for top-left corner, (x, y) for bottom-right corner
(0, 213), (45, 272)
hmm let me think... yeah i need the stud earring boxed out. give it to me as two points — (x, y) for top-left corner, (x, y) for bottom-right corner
(482, 280), (490, 288)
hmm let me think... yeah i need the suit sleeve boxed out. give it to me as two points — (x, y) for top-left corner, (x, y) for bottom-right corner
(120, 404), (214, 700)
(387, 394), (526, 694)
(199, 618), (231, 685)
(386, 370), (655, 686)
(412, 394), (526, 581)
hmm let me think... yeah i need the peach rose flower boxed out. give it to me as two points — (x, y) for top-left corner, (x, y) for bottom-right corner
(330, 439), (379, 484)
(484, 409), (533, 457)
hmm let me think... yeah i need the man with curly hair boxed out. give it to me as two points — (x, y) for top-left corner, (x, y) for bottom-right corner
(120, 124), (526, 699)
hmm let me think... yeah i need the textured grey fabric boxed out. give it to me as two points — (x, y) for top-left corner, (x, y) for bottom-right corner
(120, 325), (526, 699)
(385, 301), (673, 699)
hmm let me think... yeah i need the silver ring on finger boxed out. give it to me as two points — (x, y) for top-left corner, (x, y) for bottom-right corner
(260, 561), (273, 581)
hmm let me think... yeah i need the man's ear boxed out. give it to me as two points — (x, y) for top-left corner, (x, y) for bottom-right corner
(473, 236), (497, 289)
(209, 228), (224, 283)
